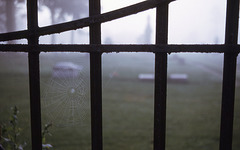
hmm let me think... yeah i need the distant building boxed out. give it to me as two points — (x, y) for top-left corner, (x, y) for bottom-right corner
(143, 16), (152, 44)
(137, 16), (152, 44)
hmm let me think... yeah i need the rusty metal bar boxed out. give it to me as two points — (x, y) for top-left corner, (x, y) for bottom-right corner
(220, 0), (239, 150)
(0, 0), (176, 42)
(154, 2), (169, 150)
(27, 0), (42, 150)
(1, 44), (240, 53)
(89, 0), (103, 150)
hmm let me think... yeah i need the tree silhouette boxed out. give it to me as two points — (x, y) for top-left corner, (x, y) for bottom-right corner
(0, 0), (6, 32)
(0, 0), (25, 43)
(40, 0), (88, 44)
(0, 0), (25, 32)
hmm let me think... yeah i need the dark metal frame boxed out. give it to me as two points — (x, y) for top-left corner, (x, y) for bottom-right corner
(0, 0), (239, 150)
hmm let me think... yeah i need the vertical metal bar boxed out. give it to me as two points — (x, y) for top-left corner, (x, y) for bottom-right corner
(89, 0), (103, 150)
(220, 0), (239, 150)
(27, 0), (42, 150)
(154, 2), (169, 150)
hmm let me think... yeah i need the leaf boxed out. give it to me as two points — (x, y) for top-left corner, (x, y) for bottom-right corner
(2, 137), (11, 142)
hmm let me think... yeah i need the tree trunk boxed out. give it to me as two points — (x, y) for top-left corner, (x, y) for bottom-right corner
(50, 8), (56, 44)
(6, 0), (15, 44)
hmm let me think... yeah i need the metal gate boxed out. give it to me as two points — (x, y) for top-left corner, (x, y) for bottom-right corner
(0, 0), (239, 150)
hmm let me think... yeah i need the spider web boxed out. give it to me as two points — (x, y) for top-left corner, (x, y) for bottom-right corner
(41, 61), (90, 127)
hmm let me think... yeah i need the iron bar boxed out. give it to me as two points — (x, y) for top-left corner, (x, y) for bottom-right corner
(220, 0), (239, 150)
(0, 0), (176, 42)
(27, 0), (42, 150)
(89, 0), (103, 150)
(0, 44), (240, 53)
(154, 1), (169, 150)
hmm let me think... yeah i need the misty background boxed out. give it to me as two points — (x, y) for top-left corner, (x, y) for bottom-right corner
(0, 0), (239, 45)
(0, 0), (240, 150)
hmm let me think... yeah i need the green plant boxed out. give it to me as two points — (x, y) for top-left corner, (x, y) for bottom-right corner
(0, 106), (26, 150)
(42, 123), (53, 150)
(0, 106), (53, 150)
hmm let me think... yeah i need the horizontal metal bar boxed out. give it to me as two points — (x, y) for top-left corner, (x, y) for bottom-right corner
(0, 44), (29, 52)
(0, 44), (240, 53)
(0, 30), (28, 42)
(0, 0), (175, 42)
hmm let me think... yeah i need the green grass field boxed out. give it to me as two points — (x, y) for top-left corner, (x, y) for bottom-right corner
(0, 52), (239, 150)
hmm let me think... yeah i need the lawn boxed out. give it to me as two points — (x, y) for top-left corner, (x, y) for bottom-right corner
(0, 52), (239, 150)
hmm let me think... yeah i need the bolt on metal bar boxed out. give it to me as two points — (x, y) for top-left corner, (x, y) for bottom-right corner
(27, 0), (42, 150)
(89, 0), (103, 150)
(154, 2), (169, 150)
(220, 0), (239, 150)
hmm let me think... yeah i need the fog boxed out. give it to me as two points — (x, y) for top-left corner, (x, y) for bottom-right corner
(0, 0), (233, 44)
(0, 1), (240, 150)
(37, 0), (229, 44)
